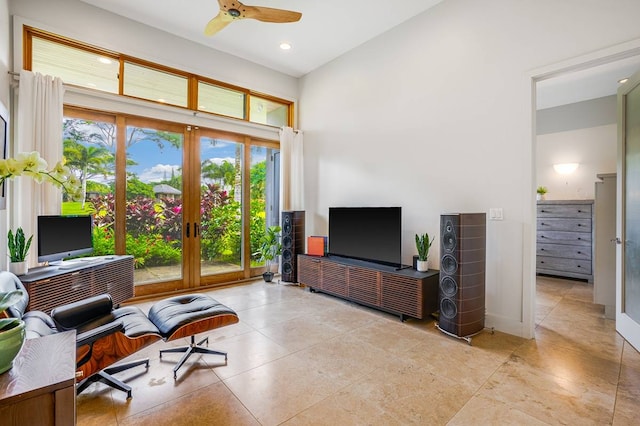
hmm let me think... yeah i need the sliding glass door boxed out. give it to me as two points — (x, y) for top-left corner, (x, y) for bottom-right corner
(63, 108), (280, 296)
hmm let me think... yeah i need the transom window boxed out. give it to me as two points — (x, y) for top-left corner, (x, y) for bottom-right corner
(26, 26), (292, 128)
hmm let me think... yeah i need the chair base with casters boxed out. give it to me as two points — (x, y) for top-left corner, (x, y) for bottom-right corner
(76, 358), (150, 398)
(149, 294), (239, 379)
(159, 335), (227, 379)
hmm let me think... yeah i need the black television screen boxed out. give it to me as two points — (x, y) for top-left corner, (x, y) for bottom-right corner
(37, 215), (94, 263)
(328, 207), (402, 267)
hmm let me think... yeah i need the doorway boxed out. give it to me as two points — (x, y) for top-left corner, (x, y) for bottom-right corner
(529, 45), (640, 338)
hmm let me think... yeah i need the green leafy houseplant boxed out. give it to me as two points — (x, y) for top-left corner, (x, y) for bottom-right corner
(536, 186), (548, 195)
(415, 233), (434, 262)
(254, 225), (282, 282)
(7, 227), (33, 263)
(415, 233), (434, 272)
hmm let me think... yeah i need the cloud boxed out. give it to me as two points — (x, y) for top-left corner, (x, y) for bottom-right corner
(138, 164), (181, 183)
(204, 156), (235, 165)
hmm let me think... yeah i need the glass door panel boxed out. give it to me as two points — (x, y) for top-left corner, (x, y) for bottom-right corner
(62, 114), (116, 253)
(199, 135), (244, 278)
(249, 145), (280, 271)
(125, 124), (184, 286)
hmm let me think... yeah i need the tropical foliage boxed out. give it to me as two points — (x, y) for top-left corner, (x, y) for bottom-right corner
(61, 117), (271, 273)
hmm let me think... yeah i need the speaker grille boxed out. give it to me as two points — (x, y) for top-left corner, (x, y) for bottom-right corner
(438, 213), (486, 337)
(281, 211), (305, 283)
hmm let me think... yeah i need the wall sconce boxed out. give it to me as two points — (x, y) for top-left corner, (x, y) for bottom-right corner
(553, 163), (579, 175)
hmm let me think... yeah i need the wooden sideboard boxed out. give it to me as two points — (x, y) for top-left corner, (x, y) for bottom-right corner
(19, 255), (134, 313)
(0, 331), (76, 425)
(298, 254), (439, 321)
(536, 200), (594, 282)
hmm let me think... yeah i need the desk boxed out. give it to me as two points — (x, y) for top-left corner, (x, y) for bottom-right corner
(0, 331), (76, 425)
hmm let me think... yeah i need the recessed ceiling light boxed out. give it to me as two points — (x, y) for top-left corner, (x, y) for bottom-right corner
(98, 57), (112, 64)
(86, 83), (97, 87)
(279, 42), (292, 50)
(619, 78), (629, 84)
(157, 98), (166, 103)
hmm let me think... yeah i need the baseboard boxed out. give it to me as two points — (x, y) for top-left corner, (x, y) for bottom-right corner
(485, 313), (533, 339)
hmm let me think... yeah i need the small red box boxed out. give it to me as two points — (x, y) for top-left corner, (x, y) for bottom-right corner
(307, 236), (327, 256)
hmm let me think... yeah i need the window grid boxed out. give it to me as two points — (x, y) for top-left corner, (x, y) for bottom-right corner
(25, 26), (292, 128)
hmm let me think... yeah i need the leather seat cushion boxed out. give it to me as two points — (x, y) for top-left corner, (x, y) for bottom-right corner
(148, 294), (237, 338)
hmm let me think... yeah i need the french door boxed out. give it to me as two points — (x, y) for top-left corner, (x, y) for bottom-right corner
(617, 68), (640, 351)
(63, 108), (279, 297)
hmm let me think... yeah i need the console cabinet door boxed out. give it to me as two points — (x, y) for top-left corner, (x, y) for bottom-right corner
(321, 260), (348, 297)
(380, 274), (422, 318)
(297, 255), (322, 288)
(347, 266), (380, 306)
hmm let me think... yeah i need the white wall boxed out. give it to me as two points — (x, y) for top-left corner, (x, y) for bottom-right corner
(298, 0), (640, 337)
(536, 96), (617, 200)
(537, 124), (616, 200)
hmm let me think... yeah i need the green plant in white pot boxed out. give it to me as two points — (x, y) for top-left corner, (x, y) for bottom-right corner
(0, 289), (26, 374)
(415, 232), (434, 272)
(7, 227), (33, 276)
(254, 225), (282, 283)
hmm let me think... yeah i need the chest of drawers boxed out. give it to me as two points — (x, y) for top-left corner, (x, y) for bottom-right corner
(536, 200), (594, 282)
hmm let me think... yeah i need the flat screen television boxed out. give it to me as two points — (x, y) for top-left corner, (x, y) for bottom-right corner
(37, 215), (94, 263)
(328, 207), (402, 267)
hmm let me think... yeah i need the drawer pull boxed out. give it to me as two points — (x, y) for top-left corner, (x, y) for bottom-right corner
(540, 248), (545, 251)
(541, 209), (546, 212)
(577, 251), (582, 254)
(578, 210), (582, 213)
(577, 224), (582, 227)
(578, 237), (582, 240)
(540, 261), (545, 264)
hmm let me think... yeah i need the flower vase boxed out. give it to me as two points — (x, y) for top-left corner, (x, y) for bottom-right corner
(9, 261), (28, 276)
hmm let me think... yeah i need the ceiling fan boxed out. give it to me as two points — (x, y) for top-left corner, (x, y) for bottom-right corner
(205, 0), (302, 36)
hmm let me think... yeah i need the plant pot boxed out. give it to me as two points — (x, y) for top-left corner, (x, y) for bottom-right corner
(9, 261), (28, 276)
(262, 272), (274, 283)
(416, 260), (429, 272)
(537, 193), (546, 201)
(0, 320), (26, 374)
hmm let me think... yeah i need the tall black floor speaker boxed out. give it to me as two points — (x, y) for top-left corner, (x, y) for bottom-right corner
(438, 213), (486, 339)
(281, 211), (305, 282)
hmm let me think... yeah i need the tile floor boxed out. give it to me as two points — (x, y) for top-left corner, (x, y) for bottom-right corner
(77, 275), (640, 425)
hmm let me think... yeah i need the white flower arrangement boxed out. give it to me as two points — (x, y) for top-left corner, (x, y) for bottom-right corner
(0, 151), (81, 200)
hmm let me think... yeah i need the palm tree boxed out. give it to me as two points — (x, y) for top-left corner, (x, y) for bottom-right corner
(63, 139), (114, 207)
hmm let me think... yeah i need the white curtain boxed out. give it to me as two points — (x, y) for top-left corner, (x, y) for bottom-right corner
(279, 126), (304, 212)
(12, 70), (65, 266)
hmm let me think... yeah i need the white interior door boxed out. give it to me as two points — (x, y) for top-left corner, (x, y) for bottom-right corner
(617, 68), (640, 351)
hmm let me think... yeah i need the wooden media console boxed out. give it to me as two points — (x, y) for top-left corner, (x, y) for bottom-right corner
(298, 254), (439, 321)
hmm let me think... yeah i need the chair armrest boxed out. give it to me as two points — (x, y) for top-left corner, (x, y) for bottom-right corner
(76, 321), (124, 347)
(52, 294), (114, 330)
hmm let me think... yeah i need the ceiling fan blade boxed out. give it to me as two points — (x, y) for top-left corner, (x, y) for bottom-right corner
(204, 11), (234, 36)
(245, 6), (302, 23)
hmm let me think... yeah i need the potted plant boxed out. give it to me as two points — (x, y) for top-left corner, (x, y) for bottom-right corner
(0, 289), (26, 374)
(254, 225), (282, 283)
(415, 233), (434, 272)
(7, 227), (33, 276)
(536, 186), (548, 201)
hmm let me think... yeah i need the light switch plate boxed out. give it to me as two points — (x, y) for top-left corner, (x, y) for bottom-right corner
(489, 208), (503, 220)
